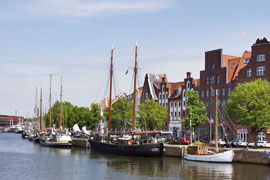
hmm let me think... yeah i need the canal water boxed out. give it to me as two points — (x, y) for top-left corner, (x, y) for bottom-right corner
(1, 133), (270, 180)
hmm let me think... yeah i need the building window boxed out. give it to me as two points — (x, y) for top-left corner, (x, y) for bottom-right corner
(247, 69), (252, 77)
(163, 94), (165, 99)
(212, 62), (215, 69)
(257, 132), (266, 141)
(171, 112), (173, 117)
(175, 102), (177, 107)
(159, 93), (161, 100)
(178, 101), (181, 107)
(257, 54), (265, 62)
(244, 58), (250, 64)
(184, 101), (186, 106)
(222, 88), (225, 96)
(205, 100), (208, 109)
(206, 76), (209, 85)
(162, 85), (165, 92)
(175, 112), (177, 117)
(201, 90), (204, 98)
(166, 92), (168, 99)
(218, 99), (220, 106)
(178, 112), (180, 117)
(166, 103), (168, 106)
(170, 102), (173, 107)
(257, 66), (265, 76)
(217, 89), (220, 96)
(206, 90), (209, 97)
(187, 81), (190, 89)
(228, 88), (231, 95)
(217, 75), (220, 84)
(210, 100), (214, 110)
(210, 75), (215, 84)
(222, 100), (226, 106)
(211, 89), (215, 96)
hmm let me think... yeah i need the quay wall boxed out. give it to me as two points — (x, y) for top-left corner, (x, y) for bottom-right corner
(72, 138), (90, 148)
(164, 144), (270, 165)
(233, 149), (270, 165)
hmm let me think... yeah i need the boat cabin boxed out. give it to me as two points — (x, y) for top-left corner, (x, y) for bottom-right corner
(187, 145), (213, 155)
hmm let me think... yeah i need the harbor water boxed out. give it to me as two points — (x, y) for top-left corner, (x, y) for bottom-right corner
(1, 133), (270, 180)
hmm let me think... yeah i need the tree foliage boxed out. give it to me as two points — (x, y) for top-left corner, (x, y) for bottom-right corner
(103, 99), (132, 130)
(137, 99), (167, 130)
(226, 79), (270, 138)
(182, 90), (208, 128)
(44, 101), (101, 130)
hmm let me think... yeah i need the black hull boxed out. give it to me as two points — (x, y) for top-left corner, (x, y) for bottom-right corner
(89, 139), (163, 157)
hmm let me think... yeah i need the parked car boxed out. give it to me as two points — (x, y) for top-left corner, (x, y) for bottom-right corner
(210, 139), (226, 146)
(177, 137), (189, 144)
(230, 139), (248, 147)
(248, 141), (270, 147)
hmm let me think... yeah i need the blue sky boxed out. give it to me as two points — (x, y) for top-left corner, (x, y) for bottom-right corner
(0, 0), (270, 117)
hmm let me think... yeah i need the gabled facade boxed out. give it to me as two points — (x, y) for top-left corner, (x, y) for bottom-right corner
(157, 72), (199, 138)
(141, 73), (166, 103)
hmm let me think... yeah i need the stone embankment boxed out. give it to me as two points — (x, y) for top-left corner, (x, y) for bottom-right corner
(163, 144), (270, 165)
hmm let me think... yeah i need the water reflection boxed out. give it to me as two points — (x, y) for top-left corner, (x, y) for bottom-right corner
(2, 133), (270, 180)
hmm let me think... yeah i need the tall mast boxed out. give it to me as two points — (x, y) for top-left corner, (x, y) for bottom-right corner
(35, 86), (38, 129)
(215, 89), (219, 152)
(59, 76), (63, 129)
(132, 42), (138, 131)
(40, 88), (43, 131)
(49, 73), (52, 129)
(108, 47), (113, 131)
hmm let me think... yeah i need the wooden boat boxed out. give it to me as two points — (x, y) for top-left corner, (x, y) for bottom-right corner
(89, 44), (164, 157)
(184, 89), (234, 162)
(39, 133), (72, 147)
(184, 145), (234, 162)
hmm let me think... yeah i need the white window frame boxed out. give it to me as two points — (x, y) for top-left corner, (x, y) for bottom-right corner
(257, 66), (265, 76)
(257, 54), (265, 62)
(247, 68), (252, 77)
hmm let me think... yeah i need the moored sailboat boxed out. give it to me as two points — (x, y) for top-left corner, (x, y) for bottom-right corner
(89, 44), (164, 157)
(39, 75), (72, 147)
(184, 89), (234, 162)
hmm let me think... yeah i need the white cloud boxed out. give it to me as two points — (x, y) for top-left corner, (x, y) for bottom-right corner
(28, 0), (174, 18)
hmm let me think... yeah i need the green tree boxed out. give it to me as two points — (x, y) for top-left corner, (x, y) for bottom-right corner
(137, 99), (167, 130)
(88, 103), (102, 130)
(226, 79), (270, 144)
(104, 99), (132, 130)
(45, 101), (99, 130)
(182, 90), (208, 141)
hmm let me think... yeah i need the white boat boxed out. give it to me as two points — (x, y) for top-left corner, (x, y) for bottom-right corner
(184, 147), (234, 162)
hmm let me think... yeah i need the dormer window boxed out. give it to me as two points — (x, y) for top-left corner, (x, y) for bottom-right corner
(232, 63), (236, 68)
(257, 54), (265, 62)
(244, 58), (250, 64)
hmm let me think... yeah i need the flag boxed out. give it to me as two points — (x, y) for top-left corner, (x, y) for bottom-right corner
(125, 69), (129, 75)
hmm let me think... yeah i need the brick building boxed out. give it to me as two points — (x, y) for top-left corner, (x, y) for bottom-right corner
(0, 115), (24, 127)
(198, 37), (270, 143)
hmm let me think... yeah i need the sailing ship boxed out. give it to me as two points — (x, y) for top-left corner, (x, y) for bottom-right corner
(184, 89), (234, 162)
(39, 75), (72, 147)
(89, 44), (164, 157)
